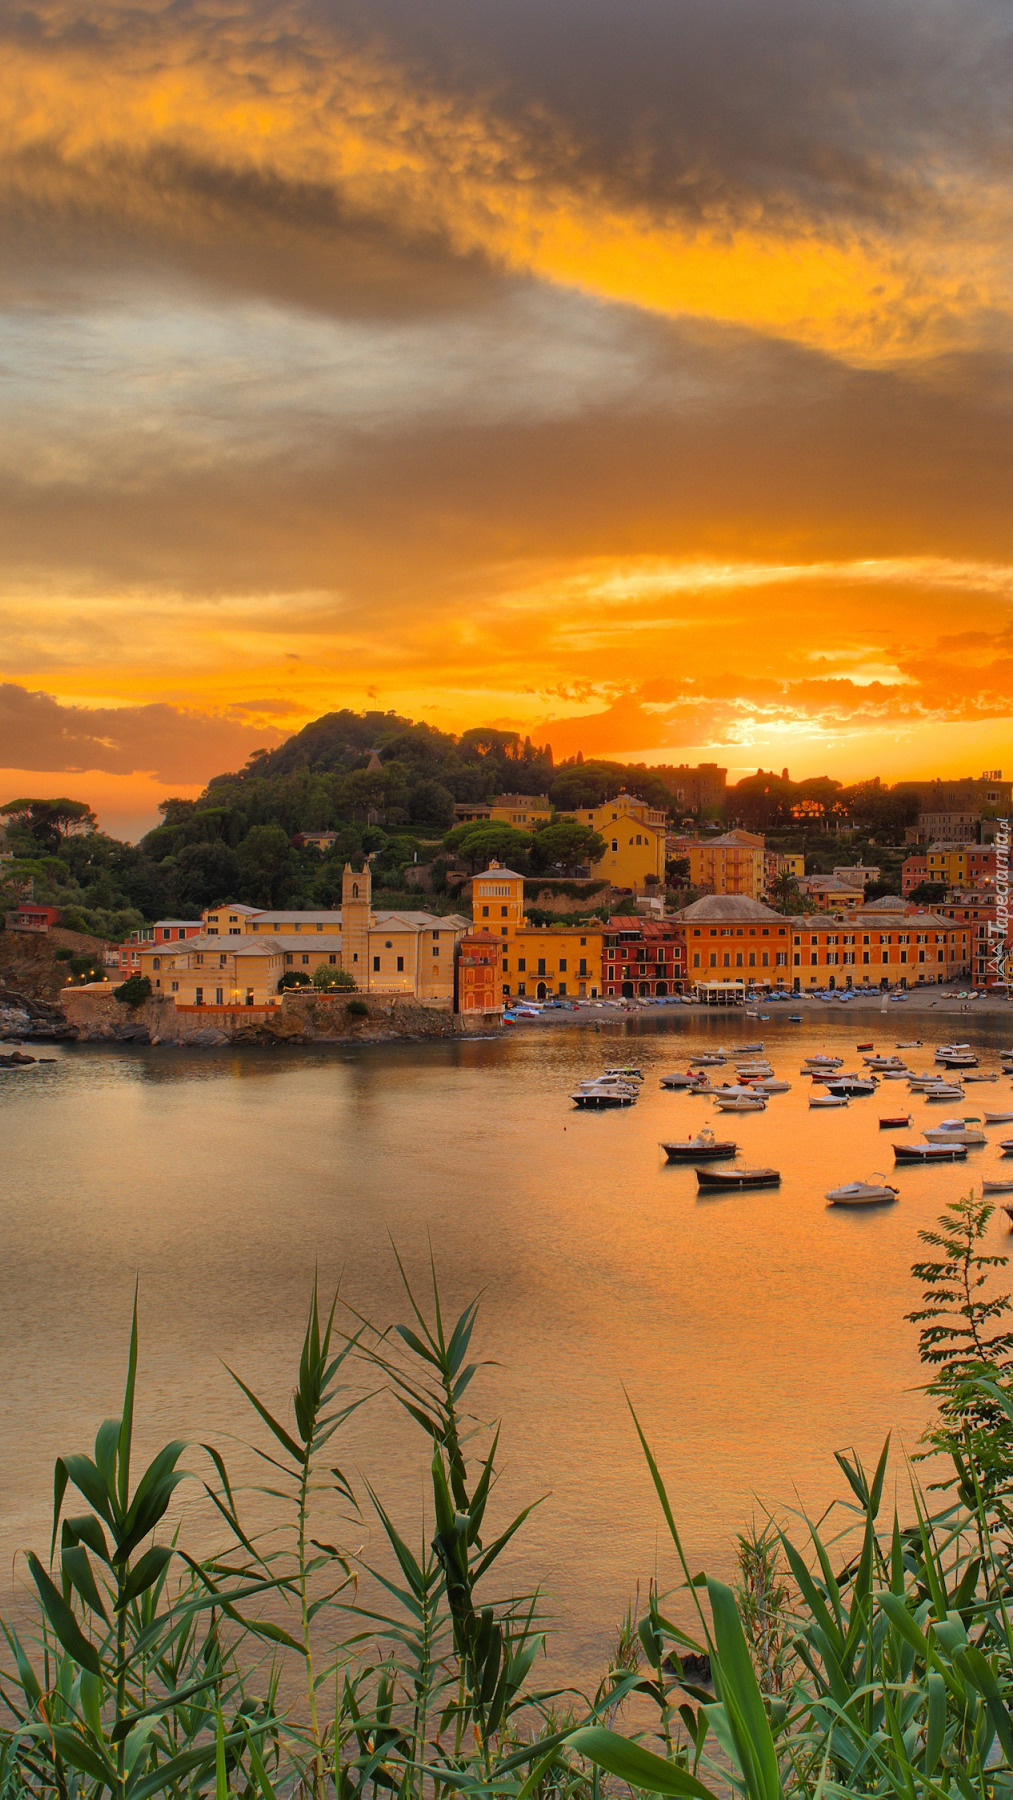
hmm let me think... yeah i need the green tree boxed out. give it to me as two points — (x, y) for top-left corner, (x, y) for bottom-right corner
(235, 823), (295, 906)
(908, 880), (948, 904)
(0, 797), (97, 851)
(408, 779), (456, 829)
(528, 821), (606, 875)
(442, 821), (533, 871)
(908, 1194), (1013, 1499)
(312, 963), (355, 991)
(112, 974), (152, 1006)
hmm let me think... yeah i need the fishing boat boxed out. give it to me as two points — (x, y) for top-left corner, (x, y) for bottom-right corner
(893, 1141), (969, 1163)
(826, 1179), (899, 1206)
(924, 1118), (987, 1146)
(661, 1128), (738, 1163)
(713, 1094), (767, 1112)
(810, 1093), (850, 1108)
(695, 1165), (780, 1190)
(659, 1071), (708, 1089)
(983, 1179), (1013, 1195)
(984, 1111), (1013, 1124)
(879, 1114), (911, 1128)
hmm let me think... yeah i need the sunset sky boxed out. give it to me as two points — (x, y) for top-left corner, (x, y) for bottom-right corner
(3, 0), (1013, 835)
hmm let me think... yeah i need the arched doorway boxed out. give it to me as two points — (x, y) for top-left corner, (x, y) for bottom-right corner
(828, 975), (836, 990)
(656, 981), (667, 996)
(537, 982), (548, 1000)
(621, 981), (634, 998)
(638, 982), (649, 996)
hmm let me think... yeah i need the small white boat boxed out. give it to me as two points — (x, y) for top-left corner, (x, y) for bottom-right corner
(983, 1179), (1013, 1195)
(985, 1111), (1013, 1124)
(826, 1179), (899, 1206)
(720, 1042), (764, 1053)
(825, 1076), (879, 1097)
(747, 1077), (791, 1093)
(864, 1055), (909, 1071)
(690, 1053), (727, 1066)
(713, 1094), (767, 1112)
(572, 1084), (638, 1109)
(805, 1055), (843, 1069)
(604, 1066), (644, 1080)
(810, 1093), (850, 1108)
(735, 1061), (773, 1076)
(925, 1085), (966, 1102)
(660, 1071), (707, 1089)
(963, 1073), (999, 1083)
(924, 1118), (987, 1146)
(896, 1040), (922, 1048)
(999, 1138), (1013, 1156)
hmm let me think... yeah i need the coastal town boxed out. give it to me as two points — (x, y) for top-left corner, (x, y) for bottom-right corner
(7, 762), (1007, 1031)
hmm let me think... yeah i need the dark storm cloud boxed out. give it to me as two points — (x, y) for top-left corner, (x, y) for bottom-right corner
(0, 684), (279, 782)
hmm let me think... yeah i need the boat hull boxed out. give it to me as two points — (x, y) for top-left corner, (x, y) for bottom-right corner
(893, 1144), (968, 1162)
(662, 1142), (737, 1162)
(695, 1168), (780, 1189)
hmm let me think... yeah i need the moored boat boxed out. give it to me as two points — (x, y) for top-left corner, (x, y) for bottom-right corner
(810, 1094), (850, 1108)
(572, 1086), (637, 1108)
(695, 1165), (780, 1190)
(660, 1071), (708, 1089)
(924, 1118), (987, 1146)
(879, 1114), (911, 1128)
(661, 1127), (738, 1163)
(984, 1110), (1013, 1124)
(893, 1141), (969, 1163)
(983, 1179), (1013, 1195)
(826, 1179), (899, 1206)
(714, 1094), (767, 1112)
(924, 1085), (966, 1101)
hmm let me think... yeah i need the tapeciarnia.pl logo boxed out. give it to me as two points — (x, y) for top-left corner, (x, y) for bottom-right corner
(990, 818), (1011, 986)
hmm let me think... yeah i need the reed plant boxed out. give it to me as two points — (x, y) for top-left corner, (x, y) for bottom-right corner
(4, 1210), (1013, 1799)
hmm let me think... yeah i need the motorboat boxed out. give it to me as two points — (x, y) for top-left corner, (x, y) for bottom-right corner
(896, 1040), (922, 1049)
(690, 1053), (727, 1066)
(695, 1165), (780, 1190)
(984, 1111), (1013, 1124)
(826, 1179), (899, 1206)
(856, 1041), (875, 1051)
(747, 1077), (791, 1093)
(659, 1070), (708, 1089)
(575, 1072), (636, 1101)
(924, 1118), (987, 1146)
(713, 1094), (767, 1112)
(735, 1061), (773, 1076)
(810, 1094), (850, 1108)
(879, 1114), (912, 1128)
(935, 1046), (978, 1067)
(577, 1073), (640, 1091)
(893, 1141), (969, 1163)
(825, 1077), (879, 1097)
(604, 1066), (644, 1081)
(864, 1055), (909, 1071)
(963, 1073), (999, 1083)
(805, 1055), (843, 1069)
(788, 1014), (803, 1022)
(924, 1085), (966, 1102)
(661, 1128), (738, 1163)
(999, 1139), (1013, 1156)
(719, 1042), (764, 1053)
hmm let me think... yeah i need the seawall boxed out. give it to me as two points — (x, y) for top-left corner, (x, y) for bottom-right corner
(58, 988), (500, 1046)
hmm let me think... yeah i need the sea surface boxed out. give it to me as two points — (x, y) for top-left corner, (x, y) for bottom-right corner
(1, 1010), (1011, 1682)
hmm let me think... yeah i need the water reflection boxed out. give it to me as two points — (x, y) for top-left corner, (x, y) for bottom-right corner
(0, 1012), (1010, 1676)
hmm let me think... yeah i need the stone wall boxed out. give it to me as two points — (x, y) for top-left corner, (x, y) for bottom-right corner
(59, 988), (499, 1047)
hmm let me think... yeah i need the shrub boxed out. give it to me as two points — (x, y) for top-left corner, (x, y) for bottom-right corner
(112, 973), (152, 1006)
(281, 968), (312, 988)
(345, 997), (369, 1017)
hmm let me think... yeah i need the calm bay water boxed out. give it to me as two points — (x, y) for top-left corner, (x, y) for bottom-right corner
(1, 1010), (1011, 1678)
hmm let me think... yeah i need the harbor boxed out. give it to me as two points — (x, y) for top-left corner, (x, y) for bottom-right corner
(0, 1010), (1010, 1679)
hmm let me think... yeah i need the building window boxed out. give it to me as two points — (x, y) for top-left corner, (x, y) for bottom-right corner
(286, 954), (293, 965)
(215, 987), (223, 1004)
(537, 959), (546, 976)
(518, 958), (526, 971)
(501, 906), (508, 917)
(373, 956), (380, 972)
(195, 987), (203, 1005)
(302, 954), (310, 965)
(559, 959), (568, 972)
(611, 839), (619, 852)
(397, 956), (404, 971)
(153, 957), (160, 970)
(329, 954), (337, 964)
(171, 981), (178, 993)
(482, 906), (489, 916)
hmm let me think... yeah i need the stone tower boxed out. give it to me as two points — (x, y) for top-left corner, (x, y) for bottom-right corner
(341, 862), (372, 986)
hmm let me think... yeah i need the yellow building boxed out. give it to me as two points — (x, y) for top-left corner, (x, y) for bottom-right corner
(144, 868), (470, 1006)
(452, 794), (552, 827)
(764, 850), (805, 888)
(926, 842), (971, 888)
(571, 791), (667, 891)
(472, 862), (602, 1000)
(687, 830), (766, 898)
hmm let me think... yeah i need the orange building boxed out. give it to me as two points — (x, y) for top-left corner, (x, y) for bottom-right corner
(455, 930), (502, 1013)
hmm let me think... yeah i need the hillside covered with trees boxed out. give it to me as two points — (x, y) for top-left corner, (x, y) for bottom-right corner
(0, 709), (934, 936)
